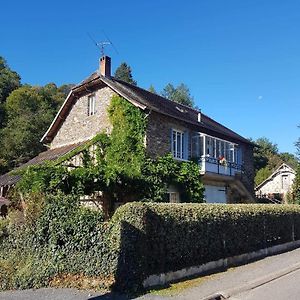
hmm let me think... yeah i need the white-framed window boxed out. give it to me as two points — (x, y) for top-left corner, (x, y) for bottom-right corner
(88, 94), (96, 116)
(172, 129), (185, 159)
(191, 133), (241, 163)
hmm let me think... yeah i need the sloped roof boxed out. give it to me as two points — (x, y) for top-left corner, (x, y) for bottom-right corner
(41, 72), (253, 145)
(0, 142), (85, 187)
(255, 163), (296, 191)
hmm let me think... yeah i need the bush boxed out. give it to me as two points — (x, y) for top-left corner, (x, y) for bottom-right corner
(0, 193), (116, 291)
(3, 200), (300, 292)
(111, 202), (300, 291)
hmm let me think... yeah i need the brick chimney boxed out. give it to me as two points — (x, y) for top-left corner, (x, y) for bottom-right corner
(99, 56), (111, 77)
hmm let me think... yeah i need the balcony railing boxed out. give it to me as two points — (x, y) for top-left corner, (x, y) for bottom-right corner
(199, 156), (242, 176)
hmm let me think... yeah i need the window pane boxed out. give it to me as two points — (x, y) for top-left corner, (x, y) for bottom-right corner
(172, 130), (185, 159)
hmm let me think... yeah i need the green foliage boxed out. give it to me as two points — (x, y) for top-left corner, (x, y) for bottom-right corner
(114, 62), (137, 85)
(253, 137), (298, 186)
(0, 193), (115, 291)
(111, 202), (300, 291)
(292, 164), (300, 204)
(106, 95), (146, 181)
(0, 56), (21, 127)
(3, 199), (300, 292)
(148, 85), (157, 94)
(141, 154), (204, 203)
(0, 84), (69, 173)
(161, 83), (195, 108)
(255, 167), (272, 186)
(16, 96), (204, 206)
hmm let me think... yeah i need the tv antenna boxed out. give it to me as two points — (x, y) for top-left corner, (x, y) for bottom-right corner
(87, 32), (118, 57)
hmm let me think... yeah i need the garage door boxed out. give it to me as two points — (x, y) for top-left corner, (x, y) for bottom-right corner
(205, 185), (227, 203)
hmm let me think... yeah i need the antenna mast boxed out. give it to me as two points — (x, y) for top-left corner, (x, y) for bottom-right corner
(87, 32), (118, 57)
(98, 41), (112, 56)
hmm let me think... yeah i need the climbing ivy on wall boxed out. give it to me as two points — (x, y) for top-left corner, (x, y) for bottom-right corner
(16, 95), (204, 205)
(105, 95), (147, 181)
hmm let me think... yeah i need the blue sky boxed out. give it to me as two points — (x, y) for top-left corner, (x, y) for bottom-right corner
(1, 0), (300, 154)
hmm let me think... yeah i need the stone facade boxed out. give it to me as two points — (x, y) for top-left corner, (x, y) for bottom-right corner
(146, 111), (190, 158)
(47, 83), (254, 202)
(146, 110), (255, 199)
(50, 87), (116, 149)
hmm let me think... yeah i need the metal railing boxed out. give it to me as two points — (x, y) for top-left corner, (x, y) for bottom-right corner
(199, 156), (243, 176)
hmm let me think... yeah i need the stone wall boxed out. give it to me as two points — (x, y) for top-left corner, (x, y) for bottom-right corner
(50, 87), (116, 149)
(146, 111), (190, 158)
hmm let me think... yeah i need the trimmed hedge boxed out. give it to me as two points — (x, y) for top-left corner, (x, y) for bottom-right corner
(2, 200), (300, 292)
(111, 202), (300, 291)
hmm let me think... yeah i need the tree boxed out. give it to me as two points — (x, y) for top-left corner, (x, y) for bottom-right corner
(253, 137), (279, 172)
(253, 137), (299, 186)
(148, 85), (157, 94)
(0, 57), (21, 127)
(279, 152), (299, 169)
(161, 83), (195, 108)
(292, 164), (300, 204)
(0, 84), (67, 171)
(114, 62), (137, 85)
(295, 125), (300, 158)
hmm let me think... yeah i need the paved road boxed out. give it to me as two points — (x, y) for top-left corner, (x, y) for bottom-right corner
(141, 247), (300, 300)
(232, 268), (300, 300)
(2, 247), (300, 300)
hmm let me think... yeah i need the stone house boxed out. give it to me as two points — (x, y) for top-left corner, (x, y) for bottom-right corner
(0, 56), (255, 204)
(255, 163), (296, 203)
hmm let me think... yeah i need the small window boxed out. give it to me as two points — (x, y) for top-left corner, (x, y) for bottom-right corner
(88, 95), (96, 116)
(172, 129), (185, 159)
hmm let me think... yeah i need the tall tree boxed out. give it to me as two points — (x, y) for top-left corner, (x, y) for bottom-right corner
(0, 57), (21, 127)
(161, 83), (195, 108)
(0, 84), (68, 172)
(295, 125), (300, 158)
(148, 84), (157, 94)
(114, 62), (137, 85)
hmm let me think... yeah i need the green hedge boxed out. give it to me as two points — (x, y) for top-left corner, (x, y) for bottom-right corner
(2, 200), (300, 292)
(111, 202), (300, 291)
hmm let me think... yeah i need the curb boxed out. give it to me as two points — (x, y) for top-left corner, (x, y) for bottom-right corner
(143, 240), (300, 288)
(202, 262), (300, 300)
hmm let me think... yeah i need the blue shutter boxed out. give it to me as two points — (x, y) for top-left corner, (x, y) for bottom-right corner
(170, 128), (174, 157)
(183, 131), (189, 160)
(237, 147), (243, 165)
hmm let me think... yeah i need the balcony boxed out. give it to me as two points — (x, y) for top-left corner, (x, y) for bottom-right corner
(199, 156), (242, 176)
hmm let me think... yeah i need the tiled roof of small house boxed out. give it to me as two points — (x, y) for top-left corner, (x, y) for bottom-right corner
(41, 72), (253, 146)
(0, 142), (85, 187)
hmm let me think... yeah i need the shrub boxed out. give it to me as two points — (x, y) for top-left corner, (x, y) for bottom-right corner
(0, 193), (116, 291)
(111, 202), (300, 291)
(4, 200), (299, 292)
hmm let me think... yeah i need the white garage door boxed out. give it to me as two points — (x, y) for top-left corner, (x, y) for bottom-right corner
(205, 185), (227, 203)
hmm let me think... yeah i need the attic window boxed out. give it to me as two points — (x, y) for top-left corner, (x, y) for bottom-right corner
(88, 94), (96, 116)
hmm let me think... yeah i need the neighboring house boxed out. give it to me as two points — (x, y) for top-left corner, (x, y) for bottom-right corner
(0, 56), (255, 204)
(255, 163), (296, 203)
